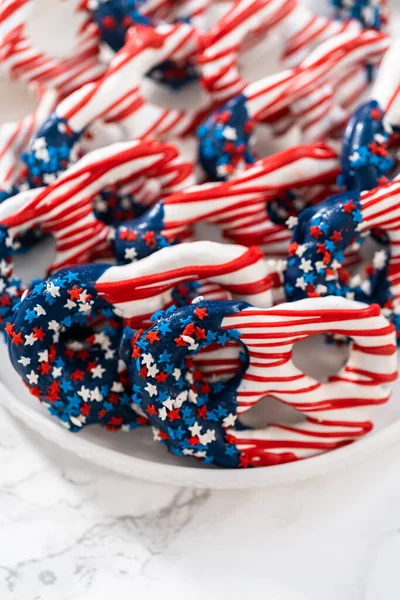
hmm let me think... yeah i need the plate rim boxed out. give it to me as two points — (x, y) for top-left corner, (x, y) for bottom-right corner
(2, 381), (400, 489)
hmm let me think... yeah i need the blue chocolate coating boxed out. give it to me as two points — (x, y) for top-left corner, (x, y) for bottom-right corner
(284, 191), (393, 319)
(113, 201), (172, 263)
(197, 94), (255, 181)
(127, 300), (249, 467)
(7, 264), (144, 431)
(341, 100), (392, 192)
(331, 0), (387, 29)
(21, 115), (81, 188)
(90, 0), (198, 89)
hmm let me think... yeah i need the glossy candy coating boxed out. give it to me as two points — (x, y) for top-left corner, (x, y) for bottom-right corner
(128, 296), (397, 467)
(341, 99), (392, 191)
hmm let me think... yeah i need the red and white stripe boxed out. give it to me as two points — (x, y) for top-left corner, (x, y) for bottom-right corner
(280, 4), (360, 68)
(371, 38), (400, 130)
(95, 241), (279, 326)
(0, 87), (57, 188)
(161, 143), (339, 254)
(52, 22), (206, 140)
(359, 179), (400, 305)
(223, 296), (397, 465)
(0, 139), (194, 271)
(0, 0), (104, 93)
(197, 0), (297, 104)
(244, 29), (389, 140)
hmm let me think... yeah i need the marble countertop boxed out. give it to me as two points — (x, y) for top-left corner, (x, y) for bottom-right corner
(1, 406), (400, 600)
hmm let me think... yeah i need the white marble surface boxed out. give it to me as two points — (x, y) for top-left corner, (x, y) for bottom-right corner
(1, 405), (400, 600)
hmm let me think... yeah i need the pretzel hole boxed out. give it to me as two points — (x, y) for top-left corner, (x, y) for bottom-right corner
(14, 234), (56, 286)
(239, 396), (300, 429)
(141, 73), (208, 111)
(0, 79), (37, 121)
(193, 340), (246, 385)
(292, 334), (349, 382)
(25, 0), (84, 58)
(239, 334), (350, 429)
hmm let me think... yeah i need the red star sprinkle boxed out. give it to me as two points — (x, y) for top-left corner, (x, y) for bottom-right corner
(71, 370), (84, 381)
(310, 225), (322, 239)
(48, 345), (57, 362)
(155, 372), (168, 383)
(197, 406), (208, 419)
(168, 409), (181, 422)
(142, 231), (155, 246)
(81, 404), (91, 416)
(108, 417), (123, 427)
(368, 141), (387, 157)
(132, 345), (141, 359)
(174, 336), (187, 347)
(343, 200), (356, 213)
(147, 404), (157, 416)
(193, 369), (202, 382)
(183, 323), (195, 336)
(68, 285), (83, 301)
(4, 323), (14, 337)
(194, 307), (208, 320)
(195, 327), (206, 340)
(239, 454), (251, 468)
(146, 331), (160, 344)
(33, 327), (45, 341)
(370, 108), (383, 121)
(200, 383), (211, 394)
(139, 366), (148, 378)
(188, 436), (200, 446)
(39, 362), (51, 375)
(330, 230), (343, 243)
(323, 251), (331, 265)
(102, 15), (116, 28)
(378, 176), (389, 185)
(11, 332), (24, 346)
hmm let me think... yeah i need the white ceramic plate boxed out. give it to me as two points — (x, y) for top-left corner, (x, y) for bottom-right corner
(1, 335), (400, 489)
(1, 3), (400, 489)
(1, 239), (399, 490)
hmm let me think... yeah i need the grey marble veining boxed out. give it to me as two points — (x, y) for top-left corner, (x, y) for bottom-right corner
(1, 405), (400, 600)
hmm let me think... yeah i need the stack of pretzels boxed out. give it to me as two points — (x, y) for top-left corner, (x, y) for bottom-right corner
(0, 0), (398, 468)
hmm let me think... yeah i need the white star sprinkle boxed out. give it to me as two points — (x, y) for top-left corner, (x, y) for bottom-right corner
(24, 333), (37, 346)
(223, 413), (237, 428)
(46, 282), (60, 298)
(373, 249), (387, 270)
(147, 364), (159, 378)
(77, 386), (91, 402)
(124, 247), (138, 261)
(145, 383), (158, 397)
(91, 365), (106, 379)
(90, 387), (103, 402)
(189, 422), (202, 437)
(299, 258), (313, 273)
(158, 407), (167, 421)
(295, 244), (307, 257)
(295, 277), (307, 291)
(48, 320), (60, 332)
(38, 350), (49, 363)
(18, 356), (30, 367)
(26, 370), (39, 385)
(286, 216), (298, 230)
(52, 367), (62, 378)
(141, 353), (154, 367)
(34, 304), (46, 316)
